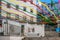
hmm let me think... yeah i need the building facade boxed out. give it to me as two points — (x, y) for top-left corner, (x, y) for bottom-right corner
(0, 0), (45, 37)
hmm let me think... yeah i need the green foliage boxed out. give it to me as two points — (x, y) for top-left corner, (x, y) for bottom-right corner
(51, 0), (54, 7)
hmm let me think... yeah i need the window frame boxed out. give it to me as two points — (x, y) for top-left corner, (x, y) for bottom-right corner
(16, 5), (19, 10)
(30, 9), (33, 13)
(7, 12), (11, 19)
(15, 14), (19, 20)
(23, 7), (26, 11)
(7, 3), (11, 8)
(32, 28), (35, 32)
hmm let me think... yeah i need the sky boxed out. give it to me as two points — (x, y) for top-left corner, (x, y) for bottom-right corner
(40, 0), (58, 3)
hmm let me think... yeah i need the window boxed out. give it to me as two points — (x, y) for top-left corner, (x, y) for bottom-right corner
(32, 28), (35, 32)
(7, 12), (11, 19)
(7, 3), (11, 8)
(28, 28), (30, 32)
(23, 7), (26, 11)
(10, 14), (15, 19)
(30, 9), (33, 13)
(16, 5), (19, 10)
(23, 16), (26, 21)
(21, 25), (24, 36)
(2, 11), (6, 17)
(37, 11), (41, 15)
(15, 15), (19, 20)
(21, 25), (24, 33)
(30, 17), (33, 22)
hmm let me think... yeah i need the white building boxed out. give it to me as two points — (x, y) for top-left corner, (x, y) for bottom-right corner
(0, 0), (45, 37)
(2, 19), (45, 37)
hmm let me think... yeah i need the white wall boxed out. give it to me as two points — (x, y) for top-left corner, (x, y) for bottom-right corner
(0, 27), (3, 33)
(2, 19), (21, 35)
(24, 24), (45, 37)
(2, 19), (45, 37)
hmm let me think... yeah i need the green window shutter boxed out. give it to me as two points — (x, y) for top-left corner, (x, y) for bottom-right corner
(16, 5), (19, 10)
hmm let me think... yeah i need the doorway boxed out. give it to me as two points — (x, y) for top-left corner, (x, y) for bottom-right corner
(21, 25), (24, 36)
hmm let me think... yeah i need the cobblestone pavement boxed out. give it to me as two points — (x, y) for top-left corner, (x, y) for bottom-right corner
(0, 36), (60, 40)
(0, 31), (60, 40)
(23, 37), (60, 40)
(0, 36), (10, 40)
(0, 36), (24, 40)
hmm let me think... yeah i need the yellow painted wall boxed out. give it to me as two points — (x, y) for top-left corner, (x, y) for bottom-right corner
(9, 0), (37, 15)
(2, 0), (37, 22)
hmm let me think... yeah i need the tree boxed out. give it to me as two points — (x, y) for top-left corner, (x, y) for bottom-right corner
(51, 0), (54, 7)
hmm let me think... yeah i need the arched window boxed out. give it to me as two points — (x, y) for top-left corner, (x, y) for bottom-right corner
(30, 17), (33, 22)
(15, 15), (19, 20)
